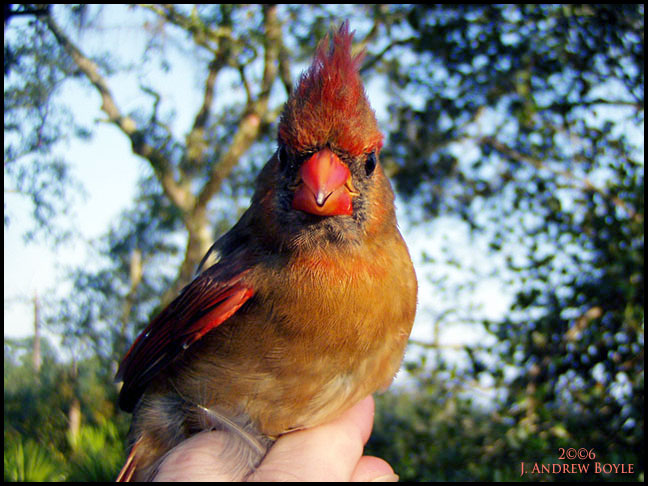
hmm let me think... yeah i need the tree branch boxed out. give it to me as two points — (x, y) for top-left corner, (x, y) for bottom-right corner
(140, 4), (241, 55)
(546, 98), (644, 112)
(481, 136), (642, 223)
(360, 37), (415, 75)
(193, 4), (282, 214)
(185, 54), (228, 168)
(277, 41), (293, 96)
(44, 15), (134, 134)
(161, 5), (285, 296)
(44, 13), (193, 212)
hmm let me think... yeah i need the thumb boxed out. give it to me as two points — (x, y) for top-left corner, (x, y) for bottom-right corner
(153, 430), (254, 482)
(249, 395), (397, 482)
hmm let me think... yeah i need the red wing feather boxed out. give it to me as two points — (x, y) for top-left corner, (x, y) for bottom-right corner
(115, 437), (140, 481)
(116, 267), (254, 412)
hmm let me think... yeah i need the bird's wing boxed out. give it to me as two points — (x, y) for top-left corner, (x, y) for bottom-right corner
(116, 259), (255, 412)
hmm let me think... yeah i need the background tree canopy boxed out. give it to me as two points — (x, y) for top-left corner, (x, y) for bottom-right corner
(4, 4), (643, 481)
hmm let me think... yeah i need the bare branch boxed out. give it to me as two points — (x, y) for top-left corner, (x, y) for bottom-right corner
(44, 15), (135, 134)
(44, 13), (193, 212)
(139, 4), (240, 55)
(355, 7), (383, 54)
(360, 37), (415, 75)
(408, 339), (469, 351)
(546, 98), (644, 112)
(238, 65), (252, 105)
(259, 5), (281, 99)
(193, 4), (282, 214)
(185, 55), (229, 168)
(277, 42), (293, 96)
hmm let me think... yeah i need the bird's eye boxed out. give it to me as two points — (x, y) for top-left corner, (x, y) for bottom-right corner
(365, 152), (377, 176)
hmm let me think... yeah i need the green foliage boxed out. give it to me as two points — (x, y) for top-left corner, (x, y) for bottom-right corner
(369, 387), (520, 481)
(4, 437), (66, 482)
(4, 335), (129, 481)
(4, 337), (72, 452)
(4, 6), (88, 243)
(377, 4), (643, 480)
(4, 408), (125, 482)
(65, 422), (124, 482)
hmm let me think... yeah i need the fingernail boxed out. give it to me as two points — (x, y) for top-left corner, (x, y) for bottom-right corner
(370, 473), (399, 482)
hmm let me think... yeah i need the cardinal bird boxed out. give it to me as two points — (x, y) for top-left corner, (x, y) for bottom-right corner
(116, 22), (417, 481)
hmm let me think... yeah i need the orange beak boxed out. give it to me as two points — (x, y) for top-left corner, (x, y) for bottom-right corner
(292, 148), (355, 216)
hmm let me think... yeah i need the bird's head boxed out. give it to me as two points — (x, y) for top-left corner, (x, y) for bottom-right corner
(251, 22), (395, 252)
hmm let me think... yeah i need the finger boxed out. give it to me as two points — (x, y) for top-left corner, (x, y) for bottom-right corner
(249, 395), (377, 482)
(153, 430), (247, 482)
(351, 456), (399, 482)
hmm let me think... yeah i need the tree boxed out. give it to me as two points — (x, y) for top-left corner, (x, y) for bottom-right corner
(4, 4), (89, 243)
(369, 4), (644, 480)
(4, 4), (643, 481)
(4, 335), (128, 480)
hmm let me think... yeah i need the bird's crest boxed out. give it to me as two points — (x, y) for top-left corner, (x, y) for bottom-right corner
(279, 22), (383, 157)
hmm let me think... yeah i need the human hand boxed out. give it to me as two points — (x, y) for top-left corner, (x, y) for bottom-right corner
(153, 395), (398, 482)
